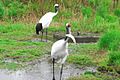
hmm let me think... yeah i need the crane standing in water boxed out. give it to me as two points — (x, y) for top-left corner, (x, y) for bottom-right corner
(51, 23), (76, 80)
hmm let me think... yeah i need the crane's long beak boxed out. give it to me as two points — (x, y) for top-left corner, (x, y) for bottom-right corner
(66, 34), (76, 44)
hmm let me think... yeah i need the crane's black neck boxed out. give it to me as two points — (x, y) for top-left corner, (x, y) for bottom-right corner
(55, 6), (59, 13)
(64, 26), (71, 41)
(64, 36), (70, 42)
(66, 27), (69, 34)
(64, 36), (67, 41)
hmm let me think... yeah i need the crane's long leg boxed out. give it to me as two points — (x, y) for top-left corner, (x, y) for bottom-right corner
(46, 28), (48, 42)
(60, 55), (68, 80)
(41, 30), (44, 41)
(60, 64), (64, 80)
(53, 58), (55, 80)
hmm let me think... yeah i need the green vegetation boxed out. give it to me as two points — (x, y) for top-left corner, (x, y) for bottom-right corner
(0, 39), (52, 69)
(109, 51), (120, 66)
(67, 74), (102, 80)
(0, 0), (119, 33)
(67, 72), (120, 80)
(98, 30), (120, 66)
(67, 43), (98, 66)
(114, 8), (120, 17)
(0, 23), (35, 40)
(0, 62), (22, 70)
(0, 22), (52, 69)
(0, 0), (27, 20)
(98, 30), (120, 51)
(68, 54), (92, 66)
(97, 29), (120, 79)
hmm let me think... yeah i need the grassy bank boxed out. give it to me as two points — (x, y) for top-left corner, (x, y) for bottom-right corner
(0, 39), (52, 69)
(0, 22), (53, 69)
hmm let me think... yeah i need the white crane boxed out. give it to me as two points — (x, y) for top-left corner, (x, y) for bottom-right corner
(51, 23), (76, 80)
(36, 4), (59, 41)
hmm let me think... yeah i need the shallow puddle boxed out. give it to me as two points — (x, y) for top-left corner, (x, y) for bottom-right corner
(0, 55), (97, 80)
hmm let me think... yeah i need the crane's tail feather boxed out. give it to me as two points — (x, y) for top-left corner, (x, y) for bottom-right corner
(36, 23), (43, 35)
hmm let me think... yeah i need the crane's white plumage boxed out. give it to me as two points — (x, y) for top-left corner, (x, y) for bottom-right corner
(38, 4), (59, 29)
(51, 34), (76, 63)
(54, 4), (59, 7)
(39, 12), (58, 29)
(51, 39), (68, 63)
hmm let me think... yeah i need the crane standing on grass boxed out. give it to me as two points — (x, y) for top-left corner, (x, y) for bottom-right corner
(51, 23), (76, 80)
(36, 4), (59, 42)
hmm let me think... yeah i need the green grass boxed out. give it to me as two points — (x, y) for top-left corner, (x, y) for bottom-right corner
(0, 40), (52, 69)
(67, 43), (108, 67)
(0, 22), (38, 42)
(67, 54), (92, 66)
(0, 39), (51, 61)
(67, 71), (120, 80)
(0, 0), (120, 33)
(67, 74), (102, 80)
(98, 30), (120, 51)
(0, 21), (54, 68)
(66, 43), (120, 80)
(108, 51), (120, 66)
(0, 61), (22, 70)
(0, 22), (53, 69)
(67, 67), (120, 80)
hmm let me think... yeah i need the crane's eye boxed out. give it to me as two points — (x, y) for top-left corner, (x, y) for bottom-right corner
(55, 6), (59, 9)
